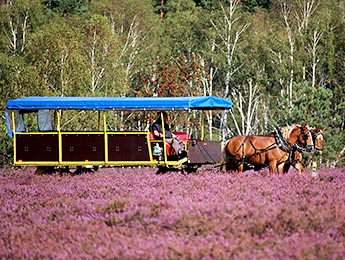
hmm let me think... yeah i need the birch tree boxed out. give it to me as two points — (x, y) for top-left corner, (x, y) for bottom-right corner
(281, 2), (294, 108)
(278, 0), (324, 107)
(199, 46), (217, 140)
(83, 15), (114, 95)
(0, 0), (38, 54)
(93, 0), (155, 94)
(211, 0), (249, 141)
(230, 79), (261, 135)
(118, 14), (147, 82)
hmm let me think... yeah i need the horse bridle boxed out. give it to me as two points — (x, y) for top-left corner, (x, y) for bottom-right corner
(293, 126), (313, 152)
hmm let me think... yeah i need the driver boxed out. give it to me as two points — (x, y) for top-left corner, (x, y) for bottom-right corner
(152, 111), (185, 157)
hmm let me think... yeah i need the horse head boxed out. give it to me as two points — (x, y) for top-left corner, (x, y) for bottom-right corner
(312, 127), (325, 154)
(286, 124), (314, 152)
(297, 124), (314, 152)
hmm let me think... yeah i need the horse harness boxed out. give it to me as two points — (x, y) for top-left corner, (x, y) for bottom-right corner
(275, 126), (310, 153)
(230, 127), (307, 166)
(231, 135), (277, 164)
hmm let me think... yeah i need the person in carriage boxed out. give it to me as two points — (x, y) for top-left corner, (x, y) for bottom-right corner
(151, 111), (186, 158)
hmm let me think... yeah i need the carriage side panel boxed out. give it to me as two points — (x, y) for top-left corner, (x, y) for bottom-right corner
(62, 134), (105, 162)
(16, 134), (59, 162)
(187, 140), (222, 164)
(108, 133), (150, 161)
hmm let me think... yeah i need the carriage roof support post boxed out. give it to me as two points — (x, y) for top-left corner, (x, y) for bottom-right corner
(57, 109), (62, 165)
(201, 111), (205, 141)
(160, 111), (168, 163)
(103, 111), (108, 164)
(97, 111), (101, 131)
(11, 111), (17, 163)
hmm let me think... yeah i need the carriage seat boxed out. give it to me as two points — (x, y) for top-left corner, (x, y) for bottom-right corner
(173, 132), (188, 141)
(149, 131), (188, 156)
(149, 131), (188, 141)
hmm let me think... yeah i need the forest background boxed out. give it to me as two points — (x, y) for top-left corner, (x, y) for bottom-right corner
(0, 0), (344, 167)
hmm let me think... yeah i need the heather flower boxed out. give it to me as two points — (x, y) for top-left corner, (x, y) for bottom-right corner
(0, 167), (344, 259)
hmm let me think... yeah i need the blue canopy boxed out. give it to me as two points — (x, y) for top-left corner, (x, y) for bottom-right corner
(6, 96), (232, 111)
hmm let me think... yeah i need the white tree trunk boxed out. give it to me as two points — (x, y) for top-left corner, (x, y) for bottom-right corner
(282, 2), (294, 109)
(230, 79), (261, 135)
(7, 11), (28, 53)
(210, 0), (249, 141)
(88, 30), (106, 94)
(311, 29), (323, 88)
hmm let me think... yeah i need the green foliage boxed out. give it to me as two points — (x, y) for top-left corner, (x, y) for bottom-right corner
(0, 0), (344, 167)
(0, 54), (43, 101)
(241, 0), (271, 12)
(274, 82), (341, 160)
(0, 0), (46, 54)
(0, 126), (13, 167)
(274, 83), (333, 126)
(43, 0), (90, 15)
(158, 0), (210, 56)
(24, 17), (88, 96)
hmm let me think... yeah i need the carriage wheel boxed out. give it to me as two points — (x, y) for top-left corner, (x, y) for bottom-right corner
(73, 166), (95, 175)
(156, 166), (169, 175)
(182, 163), (200, 174)
(35, 166), (55, 175)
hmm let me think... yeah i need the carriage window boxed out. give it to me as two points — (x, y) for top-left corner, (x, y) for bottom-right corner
(15, 111), (25, 132)
(60, 110), (101, 131)
(5, 110), (25, 136)
(38, 110), (53, 131)
(106, 111), (153, 131)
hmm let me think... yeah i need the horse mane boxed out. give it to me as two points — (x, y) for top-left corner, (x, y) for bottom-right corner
(279, 124), (301, 139)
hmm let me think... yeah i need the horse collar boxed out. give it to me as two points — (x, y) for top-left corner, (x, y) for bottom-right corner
(294, 143), (308, 152)
(274, 128), (291, 153)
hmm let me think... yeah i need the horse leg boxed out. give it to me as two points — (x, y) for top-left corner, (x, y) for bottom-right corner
(282, 164), (288, 173)
(278, 163), (286, 174)
(294, 162), (305, 174)
(237, 163), (244, 172)
(269, 161), (278, 174)
(219, 156), (226, 172)
(222, 141), (235, 172)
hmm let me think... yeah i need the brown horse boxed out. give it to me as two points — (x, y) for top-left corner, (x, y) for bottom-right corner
(223, 124), (314, 174)
(281, 127), (325, 174)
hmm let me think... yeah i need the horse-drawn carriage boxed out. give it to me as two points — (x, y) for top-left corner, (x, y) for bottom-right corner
(5, 96), (232, 173)
(5, 96), (323, 174)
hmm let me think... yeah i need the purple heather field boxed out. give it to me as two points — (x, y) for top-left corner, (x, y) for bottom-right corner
(0, 166), (344, 260)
